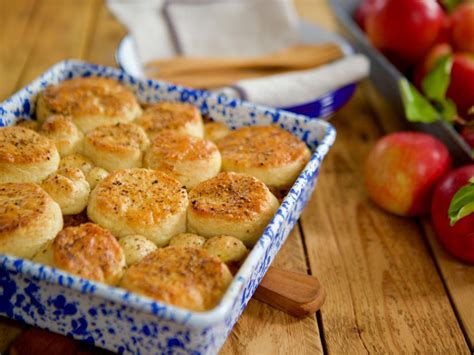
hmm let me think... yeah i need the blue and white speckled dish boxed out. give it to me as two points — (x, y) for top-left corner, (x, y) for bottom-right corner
(116, 21), (357, 119)
(0, 60), (336, 354)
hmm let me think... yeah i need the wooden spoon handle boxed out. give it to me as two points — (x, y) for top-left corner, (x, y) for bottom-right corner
(145, 43), (342, 76)
(154, 68), (290, 89)
(254, 266), (326, 318)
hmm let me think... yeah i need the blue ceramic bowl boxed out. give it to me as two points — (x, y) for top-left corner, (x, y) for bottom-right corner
(115, 21), (357, 119)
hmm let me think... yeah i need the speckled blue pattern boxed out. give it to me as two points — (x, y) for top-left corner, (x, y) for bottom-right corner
(0, 60), (336, 354)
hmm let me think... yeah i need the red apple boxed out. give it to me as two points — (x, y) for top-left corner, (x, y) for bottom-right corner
(413, 42), (453, 88)
(446, 52), (474, 119)
(365, 132), (451, 216)
(431, 165), (474, 263)
(354, 0), (379, 31)
(421, 42), (452, 69)
(366, 0), (445, 64)
(433, 12), (450, 45)
(449, 2), (474, 53)
(413, 47), (474, 119)
(461, 126), (474, 148)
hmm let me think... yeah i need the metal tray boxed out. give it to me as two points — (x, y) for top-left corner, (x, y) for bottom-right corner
(329, 0), (472, 164)
(0, 60), (336, 354)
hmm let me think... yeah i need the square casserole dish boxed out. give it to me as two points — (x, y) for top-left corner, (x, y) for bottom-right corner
(0, 60), (336, 354)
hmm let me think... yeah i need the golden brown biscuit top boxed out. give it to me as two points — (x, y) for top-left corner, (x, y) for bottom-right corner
(147, 132), (218, 161)
(0, 183), (52, 236)
(41, 168), (86, 194)
(135, 102), (200, 133)
(0, 126), (57, 164)
(40, 77), (139, 117)
(16, 118), (39, 131)
(39, 114), (79, 137)
(217, 125), (310, 168)
(188, 172), (270, 221)
(92, 168), (187, 226)
(53, 223), (124, 283)
(204, 122), (229, 141)
(121, 246), (232, 311)
(56, 167), (85, 181)
(58, 153), (94, 174)
(85, 123), (149, 152)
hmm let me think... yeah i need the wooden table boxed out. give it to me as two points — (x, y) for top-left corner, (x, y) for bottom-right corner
(1, 0), (473, 353)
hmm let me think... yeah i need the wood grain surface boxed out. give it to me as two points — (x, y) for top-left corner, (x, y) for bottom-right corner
(221, 228), (323, 355)
(364, 74), (474, 352)
(422, 219), (474, 350)
(0, 0), (473, 354)
(300, 85), (470, 354)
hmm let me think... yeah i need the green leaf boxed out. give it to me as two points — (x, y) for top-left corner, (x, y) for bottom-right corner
(399, 79), (440, 123)
(437, 98), (458, 123)
(442, 0), (464, 12)
(448, 177), (474, 226)
(422, 55), (453, 101)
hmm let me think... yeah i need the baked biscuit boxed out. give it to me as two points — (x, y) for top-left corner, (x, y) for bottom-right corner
(203, 235), (248, 265)
(187, 172), (279, 246)
(121, 246), (232, 311)
(39, 114), (83, 157)
(59, 153), (94, 175)
(52, 223), (125, 285)
(143, 132), (221, 189)
(40, 168), (90, 215)
(204, 122), (230, 142)
(0, 126), (60, 183)
(32, 240), (54, 266)
(0, 183), (63, 258)
(86, 166), (109, 190)
(36, 77), (142, 132)
(217, 125), (311, 189)
(169, 233), (206, 248)
(83, 123), (149, 171)
(16, 118), (39, 131)
(135, 102), (204, 139)
(118, 234), (157, 266)
(88, 168), (188, 246)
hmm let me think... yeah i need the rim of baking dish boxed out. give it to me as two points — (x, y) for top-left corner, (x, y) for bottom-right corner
(0, 60), (336, 329)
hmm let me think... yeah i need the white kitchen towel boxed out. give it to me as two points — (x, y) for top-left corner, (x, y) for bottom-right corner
(108, 0), (175, 63)
(108, 0), (370, 109)
(108, 0), (300, 62)
(164, 0), (300, 57)
(218, 55), (370, 107)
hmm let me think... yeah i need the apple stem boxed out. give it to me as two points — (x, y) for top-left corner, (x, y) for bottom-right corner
(454, 115), (467, 126)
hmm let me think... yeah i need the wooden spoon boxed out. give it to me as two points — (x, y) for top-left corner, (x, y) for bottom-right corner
(145, 43), (343, 89)
(147, 44), (342, 74)
(150, 68), (292, 89)
(254, 266), (326, 318)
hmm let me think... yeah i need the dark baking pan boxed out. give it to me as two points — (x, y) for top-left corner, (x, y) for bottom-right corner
(329, 0), (472, 164)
